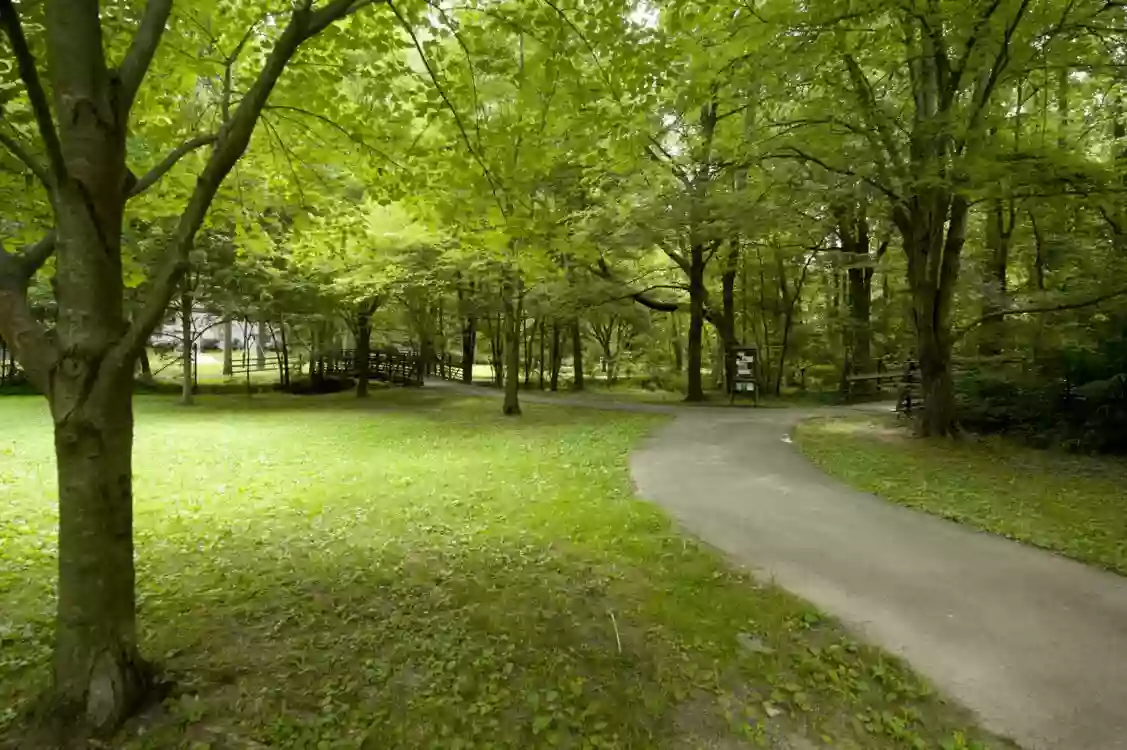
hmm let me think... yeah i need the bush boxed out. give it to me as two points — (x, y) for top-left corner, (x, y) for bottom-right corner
(957, 368), (1127, 453)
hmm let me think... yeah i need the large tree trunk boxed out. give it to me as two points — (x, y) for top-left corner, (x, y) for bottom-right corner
(979, 199), (1013, 357)
(490, 314), (503, 388)
(538, 320), (546, 389)
(896, 193), (968, 437)
(685, 243), (706, 401)
(670, 314), (683, 373)
(51, 368), (148, 730)
(503, 285), (522, 415)
(256, 322), (266, 370)
(0, 1), (374, 735)
(522, 317), (534, 386)
(180, 288), (193, 405)
(719, 239), (740, 392)
(461, 314), (476, 384)
(846, 267), (873, 382)
(222, 318), (233, 376)
(834, 203), (880, 395)
(570, 317), (584, 391)
(683, 102), (718, 402)
(355, 302), (374, 397)
(136, 348), (151, 381)
(549, 323), (561, 391)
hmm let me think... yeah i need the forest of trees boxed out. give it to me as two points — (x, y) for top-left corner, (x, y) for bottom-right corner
(2, 0), (1127, 734)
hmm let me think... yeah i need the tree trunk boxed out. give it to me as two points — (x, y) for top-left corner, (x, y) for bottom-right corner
(180, 289), (193, 405)
(571, 317), (584, 391)
(279, 321), (290, 388)
(137, 348), (151, 381)
(720, 239), (740, 393)
(685, 243), (706, 401)
(670, 314), (683, 373)
(51, 367), (148, 730)
(895, 193), (968, 437)
(550, 323), (561, 391)
(0, 1), (373, 735)
(355, 303), (374, 397)
(683, 102), (717, 402)
(538, 320), (546, 389)
(311, 324), (323, 383)
(846, 267), (873, 383)
(522, 317), (533, 386)
(461, 314), (476, 384)
(222, 318), (233, 376)
(599, 339), (614, 382)
(256, 322), (266, 370)
(1030, 211), (1047, 292)
(503, 286), (522, 415)
(979, 200), (1012, 357)
(490, 314), (503, 387)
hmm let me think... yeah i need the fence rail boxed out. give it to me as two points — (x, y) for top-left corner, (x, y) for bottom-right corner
(316, 349), (423, 386)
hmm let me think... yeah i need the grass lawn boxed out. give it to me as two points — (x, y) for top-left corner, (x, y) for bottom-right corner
(795, 415), (1127, 576)
(1, 394), (1007, 749)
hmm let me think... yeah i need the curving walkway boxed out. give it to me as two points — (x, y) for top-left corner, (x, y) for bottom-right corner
(631, 408), (1127, 750)
(427, 381), (1127, 749)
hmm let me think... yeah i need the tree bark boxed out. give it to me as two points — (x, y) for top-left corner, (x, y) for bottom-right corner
(685, 243), (706, 401)
(846, 267), (873, 378)
(222, 317), (233, 376)
(670, 314), (683, 373)
(0, 0), (377, 733)
(136, 348), (151, 381)
(502, 283), (522, 415)
(279, 320), (290, 388)
(256, 322), (266, 370)
(979, 199), (1013, 357)
(461, 314), (476, 384)
(52, 366), (148, 730)
(355, 301), (375, 397)
(538, 319), (545, 389)
(549, 323), (561, 391)
(570, 316), (584, 391)
(894, 192), (968, 437)
(180, 288), (193, 405)
(490, 314), (503, 387)
(522, 316), (533, 386)
(719, 239), (740, 392)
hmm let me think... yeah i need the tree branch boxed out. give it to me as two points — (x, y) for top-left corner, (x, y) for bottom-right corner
(766, 147), (899, 200)
(0, 129), (50, 187)
(386, 0), (504, 214)
(12, 231), (57, 278)
(115, 0), (379, 365)
(0, 283), (55, 392)
(0, 0), (64, 186)
(645, 140), (691, 187)
(956, 286), (1127, 339)
(118, 0), (174, 116)
(129, 133), (218, 197)
(263, 104), (404, 168)
(306, 0), (379, 38)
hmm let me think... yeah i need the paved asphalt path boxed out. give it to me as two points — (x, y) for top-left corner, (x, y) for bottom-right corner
(631, 408), (1127, 750)
(429, 382), (1127, 749)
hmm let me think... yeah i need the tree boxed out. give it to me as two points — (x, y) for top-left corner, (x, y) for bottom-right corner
(789, 0), (1105, 434)
(0, 0), (385, 730)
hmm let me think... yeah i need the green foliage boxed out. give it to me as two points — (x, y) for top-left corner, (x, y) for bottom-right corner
(795, 416), (1127, 575)
(1, 394), (1005, 749)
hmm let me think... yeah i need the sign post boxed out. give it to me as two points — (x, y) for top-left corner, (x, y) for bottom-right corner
(729, 345), (759, 406)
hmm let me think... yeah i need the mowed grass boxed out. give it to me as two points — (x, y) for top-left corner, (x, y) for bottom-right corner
(795, 415), (1127, 576)
(1, 394), (1008, 749)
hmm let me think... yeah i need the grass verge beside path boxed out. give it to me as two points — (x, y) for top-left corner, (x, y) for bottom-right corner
(795, 415), (1127, 576)
(2, 394), (1007, 749)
